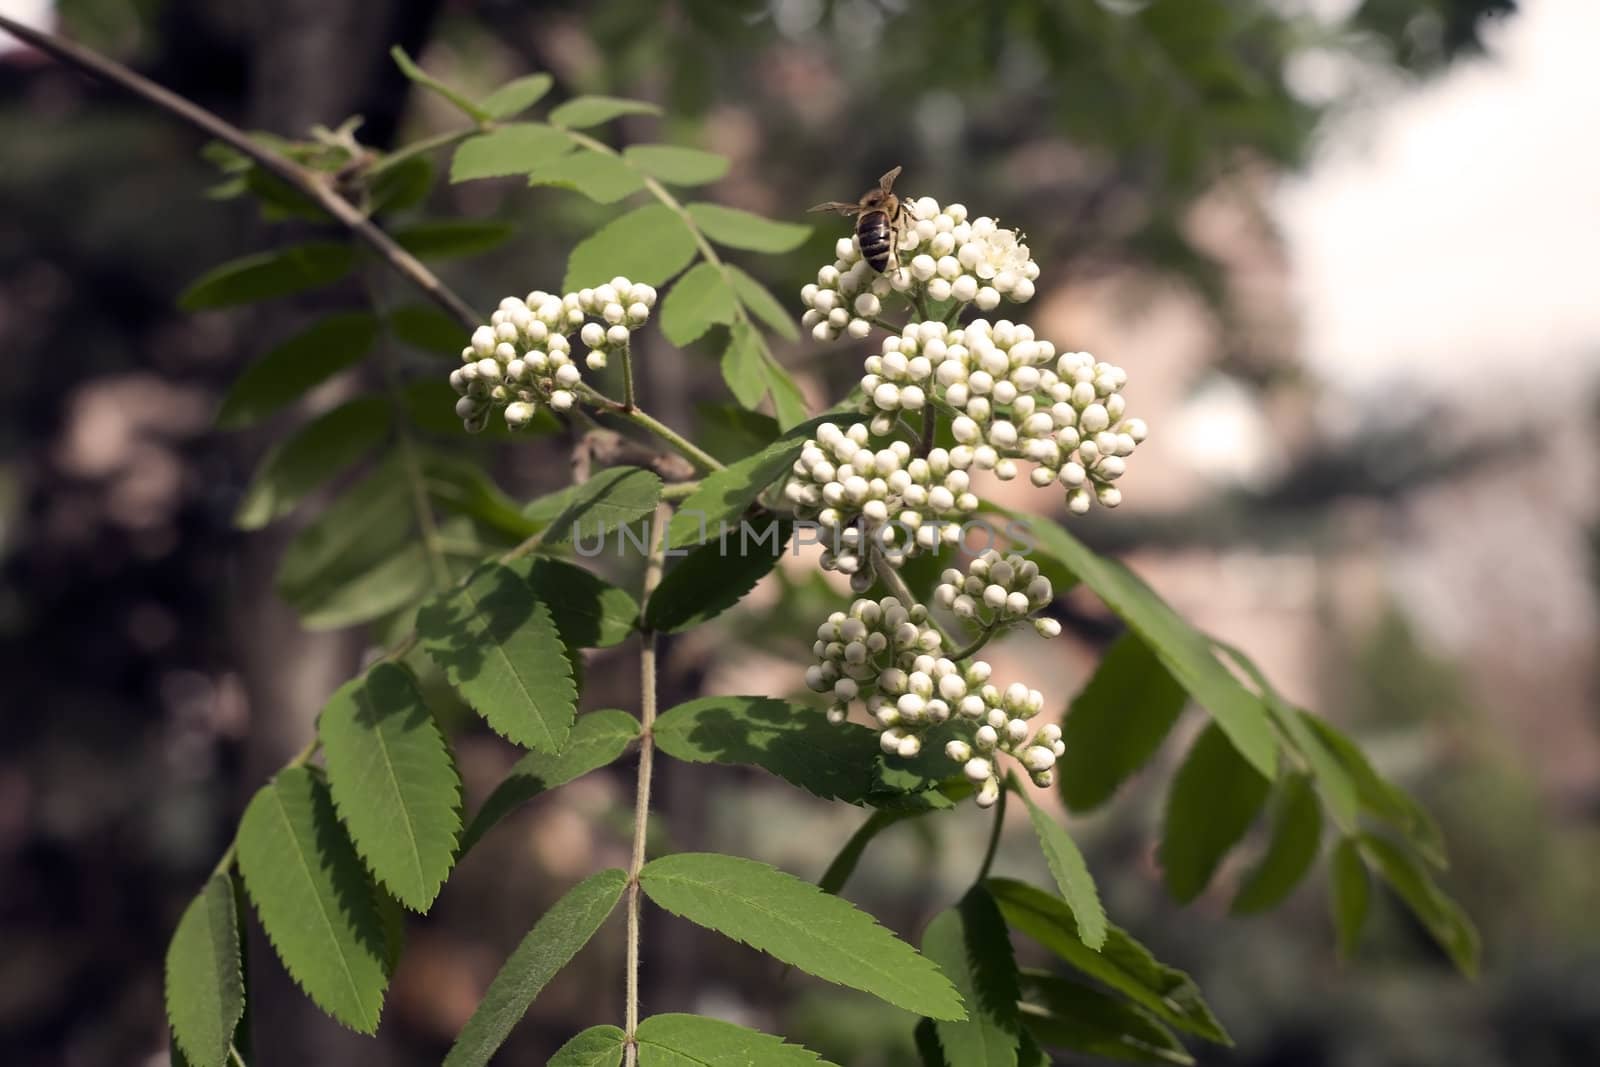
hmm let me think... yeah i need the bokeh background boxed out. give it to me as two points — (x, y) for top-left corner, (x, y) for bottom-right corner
(3, 0), (1598, 1064)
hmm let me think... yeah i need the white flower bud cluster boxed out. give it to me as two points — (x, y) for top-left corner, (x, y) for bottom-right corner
(860, 319), (1148, 514)
(448, 277), (657, 432)
(945, 705), (1064, 807)
(799, 197), (1038, 342)
(933, 550), (1061, 639)
(782, 421), (980, 585)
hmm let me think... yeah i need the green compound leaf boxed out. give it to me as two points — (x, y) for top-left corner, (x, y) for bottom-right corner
(1160, 722), (1271, 904)
(644, 520), (792, 633)
(165, 874), (244, 1067)
(451, 123), (573, 182)
(529, 149), (646, 204)
(514, 557), (638, 648)
(1358, 833), (1479, 977)
(276, 460), (413, 605)
(639, 852), (965, 1020)
(391, 45), (489, 121)
(1018, 788), (1107, 950)
(664, 415), (833, 547)
(549, 1025), (625, 1067)
(636, 1014), (841, 1066)
(444, 869), (627, 1067)
(416, 563), (577, 752)
(563, 203), (698, 291)
(180, 242), (356, 310)
(659, 262), (739, 346)
(1017, 970), (1193, 1066)
(726, 263), (800, 340)
(1023, 516), (1278, 779)
(1328, 837), (1370, 959)
(236, 767), (389, 1033)
(216, 313), (378, 429)
(550, 95), (662, 129)
(369, 153), (435, 216)
(720, 320), (767, 409)
(317, 663), (462, 911)
(987, 878), (1230, 1046)
(1231, 773), (1323, 916)
(623, 144), (729, 186)
(1301, 713), (1447, 867)
(480, 73), (554, 119)
(1058, 633), (1188, 813)
(923, 889), (1023, 1067)
(388, 302), (465, 357)
(818, 785), (972, 896)
(234, 395), (392, 530)
(687, 202), (811, 253)
(460, 709), (640, 854)
(422, 452), (545, 541)
(655, 695), (934, 806)
(524, 465), (663, 547)
(392, 219), (517, 261)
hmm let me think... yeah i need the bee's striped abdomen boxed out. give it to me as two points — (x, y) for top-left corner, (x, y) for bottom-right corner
(857, 209), (893, 273)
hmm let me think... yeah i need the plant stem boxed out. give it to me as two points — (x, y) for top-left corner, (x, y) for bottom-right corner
(0, 15), (484, 330)
(975, 777), (1009, 883)
(620, 344), (637, 412)
(623, 503), (672, 1066)
(869, 543), (954, 648)
(917, 404), (936, 459)
(947, 619), (999, 663)
(577, 384), (724, 473)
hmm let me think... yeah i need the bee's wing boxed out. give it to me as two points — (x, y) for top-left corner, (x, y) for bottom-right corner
(808, 201), (861, 215)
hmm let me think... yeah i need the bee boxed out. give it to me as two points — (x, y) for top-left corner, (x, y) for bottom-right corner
(809, 165), (906, 274)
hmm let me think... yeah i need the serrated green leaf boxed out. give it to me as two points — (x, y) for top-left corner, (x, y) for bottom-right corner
(636, 1014), (840, 1066)
(318, 664), (461, 911)
(1328, 838), (1369, 959)
(727, 263), (800, 341)
(660, 262), (738, 345)
(422, 452), (544, 541)
(924, 890), (1022, 1066)
(818, 789), (971, 896)
(644, 520), (791, 632)
(720, 321), (767, 408)
(1022, 516), (1278, 779)
(165, 874), (244, 1067)
(1018, 789), (1107, 950)
(513, 557), (638, 647)
(1358, 833), (1479, 976)
(480, 73), (554, 119)
(234, 395), (392, 529)
(655, 696), (935, 806)
(417, 563), (577, 751)
(529, 149), (645, 203)
(1160, 722), (1270, 904)
(687, 203), (810, 253)
(550, 1025), (625, 1067)
(444, 869), (627, 1067)
(451, 123), (573, 182)
(236, 767), (388, 1033)
(640, 852), (964, 1019)
(527, 465), (663, 546)
(564, 203), (699, 291)
(300, 545), (430, 631)
(393, 219), (516, 260)
(389, 302), (464, 357)
(1231, 773), (1322, 916)
(368, 153), (435, 216)
(217, 313), (378, 429)
(664, 415), (832, 547)
(1058, 633), (1188, 812)
(1302, 714), (1447, 866)
(276, 460), (413, 602)
(1017, 971), (1193, 1065)
(461, 709), (640, 853)
(180, 242), (355, 310)
(391, 45), (489, 121)
(550, 95), (662, 129)
(623, 144), (729, 186)
(987, 879), (1230, 1046)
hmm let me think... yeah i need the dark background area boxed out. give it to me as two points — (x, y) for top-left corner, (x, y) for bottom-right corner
(5, 1), (1599, 1065)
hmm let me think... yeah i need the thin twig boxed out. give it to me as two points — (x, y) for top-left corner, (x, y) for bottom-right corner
(0, 15), (483, 329)
(869, 542), (954, 649)
(946, 619), (999, 663)
(623, 502), (672, 1066)
(975, 777), (1009, 883)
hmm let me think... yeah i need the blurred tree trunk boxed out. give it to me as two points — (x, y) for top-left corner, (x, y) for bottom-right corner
(225, 0), (439, 1063)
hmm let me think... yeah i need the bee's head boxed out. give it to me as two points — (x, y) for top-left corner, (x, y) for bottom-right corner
(859, 188), (888, 210)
